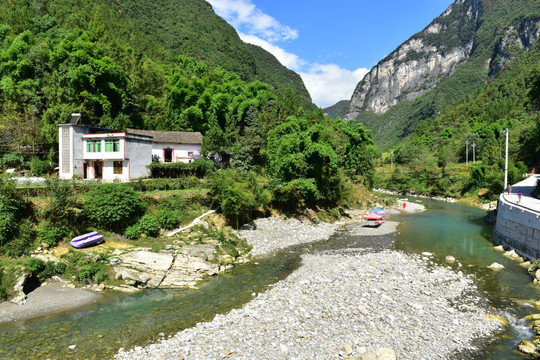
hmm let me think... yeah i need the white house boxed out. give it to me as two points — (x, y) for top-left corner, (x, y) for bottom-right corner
(126, 128), (202, 164)
(58, 114), (202, 181)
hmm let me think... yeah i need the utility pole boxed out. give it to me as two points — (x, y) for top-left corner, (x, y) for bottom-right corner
(472, 143), (476, 165)
(503, 128), (509, 191)
(465, 140), (469, 166)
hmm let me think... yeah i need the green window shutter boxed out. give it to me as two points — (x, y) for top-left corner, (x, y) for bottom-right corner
(87, 142), (91, 152)
(97, 141), (101, 152)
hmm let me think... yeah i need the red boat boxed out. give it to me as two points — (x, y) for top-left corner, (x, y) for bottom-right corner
(363, 212), (384, 226)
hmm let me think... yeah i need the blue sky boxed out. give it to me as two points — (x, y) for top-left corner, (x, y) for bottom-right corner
(207, 0), (455, 108)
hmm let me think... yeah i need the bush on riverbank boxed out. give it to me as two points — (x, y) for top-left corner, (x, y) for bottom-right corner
(0, 169), (375, 299)
(82, 184), (145, 232)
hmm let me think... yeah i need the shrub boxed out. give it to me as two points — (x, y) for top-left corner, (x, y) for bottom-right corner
(0, 266), (16, 300)
(37, 221), (68, 247)
(0, 269), (8, 300)
(40, 261), (66, 280)
(124, 224), (141, 240)
(25, 258), (46, 275)
(272, 178), (320, 209)
(157, 209), (181, 230)
(462, 165), (487, 194)
(83, 184), (144, 231)
(148, 158), (215, 178)
(221, 182), (255, 228)
(1, 152), (24, 170)
(0, 180), (28, 247)
(207, 169), (266, 226)
(4, 218), (36, 257)
(61, 250), (109, 285)
(42, 179), (79, 227)
(29, 157), (51, 176)
(138, 215), (160, 237)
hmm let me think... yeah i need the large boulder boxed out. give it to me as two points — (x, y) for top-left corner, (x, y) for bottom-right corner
(113, 251), (174, 288)
(502, 249), (524, 262)
(488, 262), (505, 271)
(518, 340), (539, 356)
(161, 254), (219, 287)
(9, 273), (30, 305)
(112, 249), (221, 289)
(179, 244), (216, 261)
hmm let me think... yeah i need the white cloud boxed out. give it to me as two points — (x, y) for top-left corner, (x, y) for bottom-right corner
(239, 33), (304, 70)
(208, 0), (367, 108)
(300, 65), (369, 108)
(208, 0), (298, 42)
(239, 34), (367, 108)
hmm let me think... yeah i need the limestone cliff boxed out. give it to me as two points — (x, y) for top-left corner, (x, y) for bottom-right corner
(489, 19), (540, 77)
(345, 0), (481, 120)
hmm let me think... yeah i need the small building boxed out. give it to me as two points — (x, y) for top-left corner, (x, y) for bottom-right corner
(126, 128), (202, 164)
(58, 114), (202, 181)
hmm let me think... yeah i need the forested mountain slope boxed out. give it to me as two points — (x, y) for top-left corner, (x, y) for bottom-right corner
(344, 0), (540, 151)
(0, 0), (313, 157)
(0, 0), (310, 103)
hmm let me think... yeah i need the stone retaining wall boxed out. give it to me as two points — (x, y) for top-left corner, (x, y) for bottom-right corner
(493, 196), (540, 260)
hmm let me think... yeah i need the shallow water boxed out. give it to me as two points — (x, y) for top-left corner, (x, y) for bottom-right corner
(0, 199), (538, 359)
(391, 198), (540, 359)
(0, 254), (301, 359)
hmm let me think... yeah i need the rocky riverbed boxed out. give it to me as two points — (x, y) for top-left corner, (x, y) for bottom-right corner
(238, 217), (338, 257)
(115, 201), (508, 360)
(237, 199), (423, 259)
(116, 249), (503, 360)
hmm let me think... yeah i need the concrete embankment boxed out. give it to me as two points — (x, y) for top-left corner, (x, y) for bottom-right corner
(493, 175), (540, 260)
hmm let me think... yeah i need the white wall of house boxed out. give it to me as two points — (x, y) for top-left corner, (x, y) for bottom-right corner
(59, 124), (91, 180)
(103, 160), (130, 181)
(126, 137), (153, 178)
(152, 143), (202, 163)
(83, 133), (126, 160)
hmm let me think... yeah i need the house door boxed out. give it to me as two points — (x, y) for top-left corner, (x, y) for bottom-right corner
(164, 148), (173, 163)
(93, 161), (102, 179)
(83, 162), (88, 179)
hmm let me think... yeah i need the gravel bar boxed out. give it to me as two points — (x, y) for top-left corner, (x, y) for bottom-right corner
(115, 250), (503, 360)
(237, 217), (338, 257)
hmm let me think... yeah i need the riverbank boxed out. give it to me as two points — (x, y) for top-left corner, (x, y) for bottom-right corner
(115, 200), (505, 360)
(0, 278), (101, 324)
(374, 188), (498, 211)
(0, 198), (421, 326)
(239, 199), (424, 258)
(115, 249), (503, 360)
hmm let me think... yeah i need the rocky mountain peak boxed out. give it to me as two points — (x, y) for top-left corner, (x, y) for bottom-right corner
(344, 0), (481, 120)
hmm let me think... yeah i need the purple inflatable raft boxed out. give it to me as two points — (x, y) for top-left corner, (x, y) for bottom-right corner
(70, 232), (104, 248)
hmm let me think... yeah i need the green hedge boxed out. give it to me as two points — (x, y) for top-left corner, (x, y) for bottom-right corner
(148, 158), (215, 179)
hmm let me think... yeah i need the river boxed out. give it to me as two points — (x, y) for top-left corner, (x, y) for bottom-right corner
(0, 198), (538, 359)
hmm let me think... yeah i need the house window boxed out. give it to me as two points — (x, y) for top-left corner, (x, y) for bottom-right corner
(105, 139), (120, 152)
(113, 161), (123, 174)
(86, 140), (101, 153)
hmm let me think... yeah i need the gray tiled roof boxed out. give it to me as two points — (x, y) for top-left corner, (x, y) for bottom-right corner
(126, 129), (202, 145)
